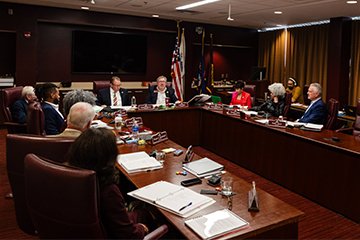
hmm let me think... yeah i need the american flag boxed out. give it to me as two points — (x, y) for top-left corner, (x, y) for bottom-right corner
(171, 31), (185, 101)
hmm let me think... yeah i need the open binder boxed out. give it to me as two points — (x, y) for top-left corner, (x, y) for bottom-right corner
(117, 151), (163, 173)
(185, 209), (249, 240)
(183, 157), (224, 178)
(187, 94), (211, 106)
(128, 181), (215, 218)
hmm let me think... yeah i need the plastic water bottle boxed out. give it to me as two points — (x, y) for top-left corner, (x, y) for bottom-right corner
(131, 96), (136, 107)
(132, 121), (139, 141)
(114, 115), (123, 131)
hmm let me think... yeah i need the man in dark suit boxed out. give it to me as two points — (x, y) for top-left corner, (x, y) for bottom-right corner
(298, 83), (327, 124)
(96, 76), (130, 106)
(11, 86), (37, 124)
(146, 75), (178, 104)
(40, 83), (65, 135)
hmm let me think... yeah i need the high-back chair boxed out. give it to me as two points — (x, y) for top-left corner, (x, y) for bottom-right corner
(24, 154), (106, 239)
(283, 92), (293, 118)
(26, 102), (45, 135)
(93, 81), (110, 95)
(324, 98), (339, 130)
(243, 84), (256, 107)
(24, 154), (169, 239)
(0, 86), (27, 133)
(6, 134), (75, 235)
(303, 85), (311, 105)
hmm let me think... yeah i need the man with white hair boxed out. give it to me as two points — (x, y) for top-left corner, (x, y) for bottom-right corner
(52, 102), (95, 138)
(11, 86), (37, 124)
(298, 83), (327, 124)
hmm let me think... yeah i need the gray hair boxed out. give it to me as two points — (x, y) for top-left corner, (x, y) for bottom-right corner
(156, 75), (167, 82)
(63, 89), (97, 117)
(310, 83), (322, 96)
(21, 86), (35, 98)
(268, 83), (286, 97)
(67, 102), (95, 131)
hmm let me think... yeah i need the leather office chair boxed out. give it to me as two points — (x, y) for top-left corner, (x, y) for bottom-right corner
(6, 134), (75, 235)
(0, 86), (27, 133)
(303, 85), (311, 105)
(148, 82), (172, 88)
(24, 154), (169, 239)
(243, 84), (256, 107)
(26, 102), (45, 135)
(337, 98), (360, 136)
(283, 92), (293, 118)
(324, 98), (339, 130)
(93, 81), (110, 95)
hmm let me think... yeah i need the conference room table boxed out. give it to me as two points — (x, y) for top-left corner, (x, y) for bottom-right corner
(115, 132), (303, 239)
(127, 106), (360, 224)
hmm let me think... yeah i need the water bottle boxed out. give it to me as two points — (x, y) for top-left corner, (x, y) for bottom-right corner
(131, 96), (136, 107)
(132, 121), (139, 141)
(114, 114), (123, 131)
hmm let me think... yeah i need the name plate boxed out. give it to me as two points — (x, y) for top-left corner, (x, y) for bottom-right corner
(150, 131), (168, 145)
(223, 109), (240, 117)
(114, 109), (128, 117)
(206, 103), (224, 111)
(268, 119), (286, 128)
(175, 102), (189, 108)
(124, 117), (143, 128)
(138, 104), (154, 110)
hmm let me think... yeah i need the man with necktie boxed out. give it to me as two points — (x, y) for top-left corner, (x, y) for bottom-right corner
(298, 83), (327, 124)
(96, 76), (130, 106)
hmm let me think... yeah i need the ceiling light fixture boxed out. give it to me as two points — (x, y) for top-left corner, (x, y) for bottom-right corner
(274, 11), (282, 14)
(152, 14), (159, 18)
(227, 3), (234, 21)
(176, 0), (221, 10)
(346, 0), (357, 3)
(90, 0), (95, 4)
(81, 6), (89, 10)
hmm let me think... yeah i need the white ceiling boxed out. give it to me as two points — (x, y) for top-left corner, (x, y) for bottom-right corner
(1, 0), (359, 29)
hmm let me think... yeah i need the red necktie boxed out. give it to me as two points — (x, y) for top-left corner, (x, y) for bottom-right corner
(113, 93), (118, 106)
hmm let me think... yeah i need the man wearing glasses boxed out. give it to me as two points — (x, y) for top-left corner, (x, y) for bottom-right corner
(96, 76), (130, 106)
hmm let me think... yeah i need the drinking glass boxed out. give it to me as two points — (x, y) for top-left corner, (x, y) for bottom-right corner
(221, 177), (233, 196)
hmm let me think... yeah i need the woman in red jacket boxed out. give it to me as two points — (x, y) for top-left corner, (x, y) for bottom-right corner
(230, 80), (252, 109)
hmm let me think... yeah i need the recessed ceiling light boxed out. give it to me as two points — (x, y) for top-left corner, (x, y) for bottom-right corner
(81, 6), (89, 10)
(346, 0), (357, 4)
(152, 14), (159, 18)
(90, 0), (95, 4)
(176, 0), (221, 10)
(274, 11), (283, 14)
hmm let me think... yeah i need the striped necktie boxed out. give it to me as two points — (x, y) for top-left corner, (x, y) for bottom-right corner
(113, 93), (118, 106)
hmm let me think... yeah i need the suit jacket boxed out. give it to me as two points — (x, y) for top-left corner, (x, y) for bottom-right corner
(146, 86), (178, 104)
(10, 98), (28, 124)
(299, 99), (327, 124)
(96, 88), (130, 106)
(100, 184), (146, 239)
(41, 102), (65, 135)
(230, 91), (252, 109)
(253, 96), (285, 117)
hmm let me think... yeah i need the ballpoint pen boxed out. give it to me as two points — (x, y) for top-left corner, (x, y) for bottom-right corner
(178, 202), (192, 211)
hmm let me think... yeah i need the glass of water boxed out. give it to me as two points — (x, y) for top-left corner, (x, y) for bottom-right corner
(221, 177), (233, 196)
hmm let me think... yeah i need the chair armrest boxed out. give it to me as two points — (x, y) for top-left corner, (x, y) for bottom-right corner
(335, 127), (353, 135)
(3, 121), (27, 134)
(143, 224), (168, 240)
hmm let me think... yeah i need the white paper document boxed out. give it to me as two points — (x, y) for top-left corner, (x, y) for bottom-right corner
(185, 209), (249, 240)
(117, 151), (163, 173)
(128, 181), (215, 218)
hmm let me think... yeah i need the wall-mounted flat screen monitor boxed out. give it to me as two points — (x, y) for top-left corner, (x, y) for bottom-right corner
(72, 30), (147, 74)
(250, 67), (266, 81)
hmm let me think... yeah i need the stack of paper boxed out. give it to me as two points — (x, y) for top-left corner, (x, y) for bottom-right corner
(183, 157), (224, 178)
(185, 209), (249, 240)
(300, 123), (323, 131)
(128, 181), (215, 218)
(117, 151), (163, 173)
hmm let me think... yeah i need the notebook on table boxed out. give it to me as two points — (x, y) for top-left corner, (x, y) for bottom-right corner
(183, 157), (224, 178)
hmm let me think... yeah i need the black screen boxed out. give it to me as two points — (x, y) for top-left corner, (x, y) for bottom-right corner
(250, 67), (266, 81)
(72, 30), (147, 74)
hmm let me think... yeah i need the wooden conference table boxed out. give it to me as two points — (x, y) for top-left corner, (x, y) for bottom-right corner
(116, 133), (303, 239)
(127, 106), (360, 224)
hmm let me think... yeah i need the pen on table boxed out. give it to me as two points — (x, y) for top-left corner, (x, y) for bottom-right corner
(178, 202), (192, 211)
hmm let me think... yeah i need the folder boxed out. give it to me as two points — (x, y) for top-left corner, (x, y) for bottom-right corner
(117, 151), (163, 173)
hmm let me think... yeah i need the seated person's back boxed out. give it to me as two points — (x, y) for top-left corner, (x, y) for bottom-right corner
(147, 75), (178, 104)
(11, 86), (37, 124)
(96, 76), (130, 106)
